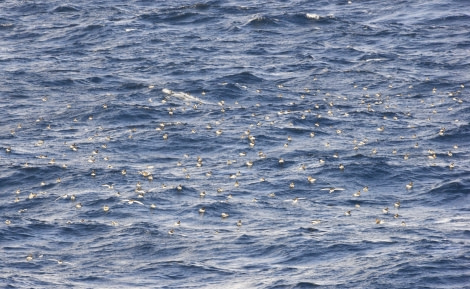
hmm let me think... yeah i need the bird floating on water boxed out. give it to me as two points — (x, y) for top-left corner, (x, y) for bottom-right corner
(406, 181), (414, 190)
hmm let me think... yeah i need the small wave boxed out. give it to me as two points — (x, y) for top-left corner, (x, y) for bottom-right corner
(271, 281), (321, 288)
(0, 23), (14, 29)
(306, 13), (321, 20)
(364, 58), (389, 62)
(428, 180), (467, 195)
(359, 52), (392, 62)
(284, 12), (334, 25)
(51, 5), (80, 13)
(162, 88), (203, 103)
(140, 8), (211, 26)
(82, 24), (105, 32)
(119, 82), (149, 91)
(218, 71), (265, 85)
(179, 3), (211, 11)
(246, 14), (279, 26)
(426, 14), (470, 26)
(163, 12), (200, 23)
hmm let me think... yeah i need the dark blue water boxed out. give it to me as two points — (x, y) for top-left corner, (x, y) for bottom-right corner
(1, 1), (470, 288)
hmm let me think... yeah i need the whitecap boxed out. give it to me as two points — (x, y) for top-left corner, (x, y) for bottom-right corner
(162, 88), (203, 103)
(306, 13), (321, 20)
(365, 58), (388, 62)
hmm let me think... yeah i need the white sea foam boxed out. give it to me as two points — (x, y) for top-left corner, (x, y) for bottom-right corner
(162, 88), (203, 103)
(306, 13), (321, 20)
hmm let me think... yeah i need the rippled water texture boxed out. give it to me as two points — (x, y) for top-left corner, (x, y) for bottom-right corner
(1, 0), (469, 288)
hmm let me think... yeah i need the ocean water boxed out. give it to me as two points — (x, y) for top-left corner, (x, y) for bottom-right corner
(1, 0), (470, 288)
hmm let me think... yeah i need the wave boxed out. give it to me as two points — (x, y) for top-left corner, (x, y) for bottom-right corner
(216, 71), (265, 85)
(51, 5), (80, 13)
(246, 14), (280, 27)
(162, 88), (204, 103)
